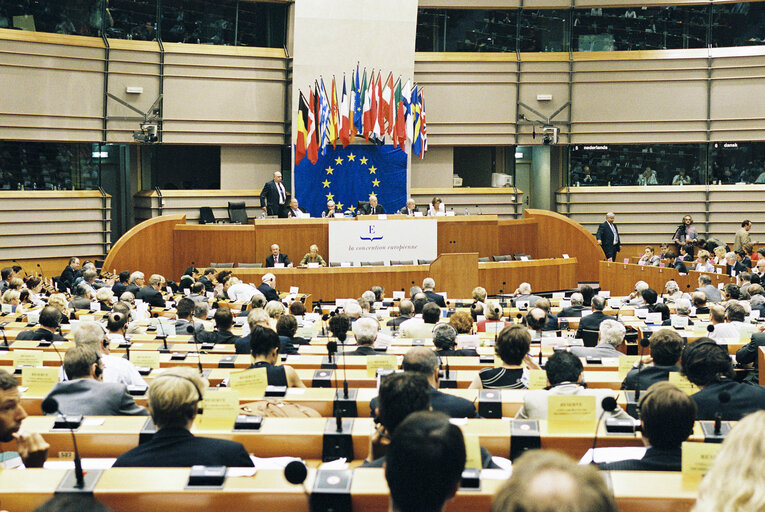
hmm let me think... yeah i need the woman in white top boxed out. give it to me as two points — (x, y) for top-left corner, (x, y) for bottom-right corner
(427, 196), (445, 216)
(695, 250), (715, 272)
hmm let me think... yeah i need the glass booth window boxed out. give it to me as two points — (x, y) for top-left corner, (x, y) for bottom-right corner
(709, 142), (765, 184)
(161, 0), (236, 45)
(713, 3), (765, 47)
(107, 0), (158, 41)
(0, 142), (102, 190)
(416, 9), (519, 52)
(0, 0), (101, 37)
(519, 10), (570, 52)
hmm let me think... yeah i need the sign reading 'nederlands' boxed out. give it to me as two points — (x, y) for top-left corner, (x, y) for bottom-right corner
(329, 219), (437, 264)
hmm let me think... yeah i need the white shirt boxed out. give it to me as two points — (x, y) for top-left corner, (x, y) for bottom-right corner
(709, 323), (740, 340)
(227, 283), (258, 303)
(102, 354), (147, 387)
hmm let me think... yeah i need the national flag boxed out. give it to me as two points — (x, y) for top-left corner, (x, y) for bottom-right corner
(318, 78), (331, 155)
(395, 78), (407, 150)
(306, 87), (318, 165)
(372, 71), (382, 140)
(354, 66), (366, 138)
(411, 85), (422, 157)
(380, 72), (393, 137)
(295, 91), (309, 165)
(392, 78), (401, 149)
(330, 76), (339, 149)
(419, 89), (427, 159)
(340, 77), (351, 148)
(403, 79), (413, 146)
(362, 70), (374, 140)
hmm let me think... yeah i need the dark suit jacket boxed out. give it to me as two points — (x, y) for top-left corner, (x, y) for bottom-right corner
(257, 282), (280, 302)
(595, 221), (621, 256)
(112, 282), (127, 298)
(196, 330), (240, 345)
(199, 275), (214, 292)
(736, 332), (765, 368)
(370, 386), (478, 419)
(278, 335), (299, 355)
(113, 428), (253, 467)
(386, 314), (411, 327)
(44, 379), (147, 416)
(398, 207), (420, 216)
(60, 265), (81, 290)
(662, 317), (694, 326)
(435, 348), (479, 357)
(287, 207), (307, 218)
(126, 283), (140, 296)
(136, 286), (165, 308)
(621, 364), (680, 391)
(344, 345), (378, 356)
(15, 328), (66, 342)
(560, 305), (587, 318)
(574, 311), (611, 339)
(235, 334), (251, 355)
(726, 261), (747, 276)
(260, 180), (286, 216)
(265, 254), (291, 268)
(599, 447), (681, 472)
(424, 290), (446, 307)
(692, 379), (765, 420)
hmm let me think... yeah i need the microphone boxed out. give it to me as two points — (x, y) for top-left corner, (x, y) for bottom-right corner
(321, 314), (329, 337)
(714, 391), (731, 435)
(41, 397), (84, 488)
(51, 328), (67, 382)
(0, 324), (8, 350)
(494, 307), (501, 346)
(188, 324), (203, 374)
(590, 396), (618, 464)
(36, 263), (44, 280)
(707, 324), (714, 335)
(633, 335), (651, 401)
(326, 340), (337, 364)
(284, 460), (308, 485)
(444, 354), (450, 380)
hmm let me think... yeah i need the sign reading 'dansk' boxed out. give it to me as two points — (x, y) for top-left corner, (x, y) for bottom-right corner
(329, 219), (438, 264)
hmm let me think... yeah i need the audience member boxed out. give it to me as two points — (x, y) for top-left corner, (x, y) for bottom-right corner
(75, 319), (146, 387)
(345, 317), (380, 355)
(470, 325), (540, 389)
(621, 328), (682, 390)
(0, 369), (48, 468)
(246, 326), (304, 388)
(433, 323), (477, 356)
(570, 320), (626, 358)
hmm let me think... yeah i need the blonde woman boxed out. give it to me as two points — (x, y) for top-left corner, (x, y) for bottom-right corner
(48, 293), (70, 323)
(695, 250), (715, 272)
(712, 246), (727, 265)
(693, 411), (765, 512)
(300, 244), (327, 267)
(1, 289), (21, 312)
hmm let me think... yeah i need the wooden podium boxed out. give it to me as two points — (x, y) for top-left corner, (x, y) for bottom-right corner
(430, 253), (478, 299)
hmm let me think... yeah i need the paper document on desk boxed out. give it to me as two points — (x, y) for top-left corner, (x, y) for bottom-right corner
(580, 447), (647, 465)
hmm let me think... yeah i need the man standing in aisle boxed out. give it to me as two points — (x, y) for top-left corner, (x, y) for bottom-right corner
(596, 212), (620, 261)
(260, 171), (288, 216)
(734, 219), (752, 251)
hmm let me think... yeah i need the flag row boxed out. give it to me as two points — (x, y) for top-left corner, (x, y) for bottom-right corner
(295, 64), (427, 166)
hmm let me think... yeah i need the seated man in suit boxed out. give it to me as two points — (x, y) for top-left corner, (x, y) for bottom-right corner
(77, 319), (147, 388)
(112, 367), (253, 467)
(696, 274), (722, 303)
(323, 199), (338, 218)
(387, 299), (414, 328)
(401, 302), (441, 339)
(344, 317), (381, 355)
(111, 270), (130, 298)
(276, 314), (309, 355)
(125, 271), (144, 296)
(44, 346), (147, 416)
(174, 297), (198, 336)
(68, 284), (93, 311)
(692, 291), (710, 315)
(0, 369), (49, 468)
(59, 257), (81, 292)
(622, 328), (682, 391)
(136, 274), (166, 308)
(512, 282), (542, 308)
(683, 338), (765, 420)
(285, 197), (307, 218)
(398, 198), (419, 216)
(359, 194), (385, 215)
(370, 347), (478, 419)
(725, 251), (747, 277)
(422, 277), (446, 307)
(559, 292), (587, 318)
(198, 268), (216, 292)
(433, 323), (478, 357)
(574, 296), (612, 344)
(265, 244), (292, 268)
(195, 307), (240, 345)
(15, 306), (66, 342)
(570, 319), (626, 359)
(235, 308), (271, 354)
(663, 298), (694, 327)
(515, 350), (629, 420)
(257, 273), (280, 302)
(600, 381), (695, 471)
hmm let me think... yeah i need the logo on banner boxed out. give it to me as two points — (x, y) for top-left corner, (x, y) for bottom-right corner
(360, 225), (384, 242)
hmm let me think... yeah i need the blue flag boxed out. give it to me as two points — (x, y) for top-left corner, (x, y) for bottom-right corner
(295, 144), (407, 218)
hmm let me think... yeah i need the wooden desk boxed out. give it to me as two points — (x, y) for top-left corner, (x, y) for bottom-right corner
(600, 261), (735, 297)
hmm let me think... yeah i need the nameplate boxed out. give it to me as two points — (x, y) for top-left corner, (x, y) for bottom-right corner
(197, 388), (239, 430)
(463, 433), (482, 470)
(366, 355), (397, 377)
(618, 356), (640, 379)
(22, 367), (59, 393)
(129, 351), (160, 369)
(547, 395), (596, 434)
(668, 373), (700, 395)
(79, 315), (95, 323)
(13, 350), (43, 368)
(1, 304), (11, 314)
(228, 368), (267, 397)
(528, 369), (547, 390)
(682, 441), (722, 476)
(307, 263), (319, 269)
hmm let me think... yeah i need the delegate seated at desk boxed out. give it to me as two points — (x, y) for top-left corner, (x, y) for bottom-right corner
(357, 194), (385, 215)
(247, 326), (305, 388)
(300, 244), (327, 267)
(265, 244), (292, 268)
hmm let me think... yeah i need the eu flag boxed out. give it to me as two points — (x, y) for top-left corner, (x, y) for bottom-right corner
(295, 144), (407, 217)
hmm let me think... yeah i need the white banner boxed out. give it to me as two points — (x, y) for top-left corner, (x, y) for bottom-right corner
(329, 219), (437, 264)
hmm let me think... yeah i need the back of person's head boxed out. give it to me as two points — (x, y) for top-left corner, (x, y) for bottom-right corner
(176, 298), (195, 320)
(726, 301), (746, 322)
(328, 313), (351, 340)
(357, 297), (371, 313)
(598, 320), (625, 348)
(95, 287), (113, 303)
(247, 308), (270, 330)
(129, 271), (143, 284)
(0, 268), (11, 281)
(386, 411), (466, 512)
(699, 274), (712, 286)
(472, 286), (487, 302)
(343, 301), (362, 319)
(409, 286), (422, 298)
(119, 291), (135, 304)
(402, 347), (439, 377)
(591, 296), (606, 311)
(639, 382), (696, 449)
(485, 300), (502, 321)
(741, 272), (753, 283)
(249, 325), (280, 357)
(495, 325), (531, 366)
(48, 293), (67, 312)
(448, 310), (473, 334)
(648, 328), (684, 366)
(546, 351), (583, 385)
(249, 291), (266, 309)
(39, 306), (61, 329)
(470, 301), (484, 322)
(709, 305), (726, 323)
(422, 277), (436, 291)
(148, 274), (164, 287)
(193, 301), (209, 320)
(111, 301), (130, 316)
(191, 282), (205, 295)
(675, 298), (692, 315)
(682, 338), (734, 387)
(692, 410), (765, 512)
(579, 285), (595, 306)
(82, 270), (97, 283)
(73, 321), (105, 347)
(289, 300), (305, 316)
(651, 302), (670, 321)
(665, 280), (680, 294)
(692, 291), (707, 307)
(63, 346), (99, 380)
(377, 373), (431, 434)
(276, 314), (298, 338)
(371, 285), (384, 302)
(413, 294), (428, 314)
(422, 302), (441, 324)
(526, 308), (547, 331)
(398, 299), (414, 316)
(535, 298), (551, 312)
(147, 367), (207, 429)
(518, 282), (532, 294)
(105, 312), (128, 333)
(265, 300), (285, 319)
(118, 270), (130, 284)
(570, 292), (584, 306)
(724, 283), (741, 301)
(491, 450), (618, 512)
(361, 290), (376, 305)
(641, 288), (658, 305)
(352, 317), (378, 346)
(634, 281), (649, 293)
(213, 307), (233, 331)
(432, 323), (457, 350)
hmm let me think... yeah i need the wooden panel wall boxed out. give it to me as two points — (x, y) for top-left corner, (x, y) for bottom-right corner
(103, 215), (185, 280)
(478, 258), (578, 295)
(173, 225), (256, 273)
(430, 253), (479, 298)
(599, 261), (735, 297)
(497, 218), (539, 258)
(410, 188), (523, 219)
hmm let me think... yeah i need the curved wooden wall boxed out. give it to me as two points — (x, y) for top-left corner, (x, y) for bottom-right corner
(523, 208), (602, 282)
(103, 215), (186, 279)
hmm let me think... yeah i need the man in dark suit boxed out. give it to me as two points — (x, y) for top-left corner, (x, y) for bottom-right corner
(600, 381), (695, 471)
(113, 367), (253, 467)
(195, 308), (240, 345)
(111, 270), (130, 298)
(621, 328), (682, 391)
(265, 244), (292, 268)
(285, 198), (307, 218)
(45, 346), (147, 416)
(595, 212), (620, 261)
(683, 339), (765, 420)
(725, 252), (747, 277)
(398, 198), (419, 216)
(126, 271), (145, 296)
(359, 194), (385, 215)
(574, 296), (613, 345)
(257, 273), (280, 303)
(344, 317), (381, 355)
(259, 171), (288, 216)
(59, 257), (81, 291)
(387, 299), (414, 328)
(136, 274), (166, 308)
(16, 306), (66, 342)
(198, 268), (215, 292)
(323, 200), (338, 218)
(369, 348), (478, 419)
(559, 292), (587, 318)
(736, 330), (765, 384)
(422, 277), (446, 307)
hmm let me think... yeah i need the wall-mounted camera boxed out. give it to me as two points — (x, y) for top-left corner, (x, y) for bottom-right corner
(133, 123), (158, 143)
(542, 126), (559, 145)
